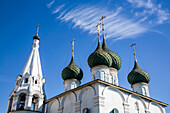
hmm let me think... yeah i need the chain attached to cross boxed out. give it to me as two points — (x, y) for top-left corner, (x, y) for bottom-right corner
(96, 23), (101, 37)
(130, 43), (137, 61)
(36, 24), (40, 36)
(71, 39), (75, 58)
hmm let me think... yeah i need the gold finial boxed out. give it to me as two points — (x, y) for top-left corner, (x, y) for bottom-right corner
(36, 24), (40, 36)
(99, 16), (106, 39)
(130, 43), (137, 62)
(96, 23), (101, 37)
(71, 39), (75, 58)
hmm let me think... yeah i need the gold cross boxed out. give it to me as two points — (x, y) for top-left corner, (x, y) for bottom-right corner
(36, 24), (40, 36)
(96, 23), (101, 36)
(71, 39), (75, 57)
(130, 43), (137, 61)
(99, 16), (106, 31)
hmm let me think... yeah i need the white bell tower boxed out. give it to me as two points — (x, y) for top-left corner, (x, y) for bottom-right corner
(6, 25), (46, 113)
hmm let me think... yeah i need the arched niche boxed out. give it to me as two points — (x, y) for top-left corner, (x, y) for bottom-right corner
(79, 86), (96, 112)
(127, 94), (147, 113)
(61, 92), (76, 113)
(150, 102), (164, 113)
(79, 85), (96, 101)
(102, 86), (125, 113)
(49, 99), (60, 113)
(102, 86), (125, 102)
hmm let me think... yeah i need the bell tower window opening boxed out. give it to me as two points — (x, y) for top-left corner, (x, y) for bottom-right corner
(35, 80), (37, 84)
(17, 93), (26, 110)
(25, 78), (28, 83)
(31, 94), (39, 111)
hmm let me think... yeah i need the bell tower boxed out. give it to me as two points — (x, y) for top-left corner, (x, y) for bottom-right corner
(6, 25), (46, 113)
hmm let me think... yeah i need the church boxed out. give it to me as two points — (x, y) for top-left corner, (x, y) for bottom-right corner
(6, 17), (168, 113)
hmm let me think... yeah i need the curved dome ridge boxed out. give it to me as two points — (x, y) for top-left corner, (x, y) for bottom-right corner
(102, 37), (121, 70)
(88, 37), (112, 68)
(128, 61), (150, 85)
(62, 56), (83, 80)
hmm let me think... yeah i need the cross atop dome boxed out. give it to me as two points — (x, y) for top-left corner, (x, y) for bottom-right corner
(130, 43), (137, 62)
(36, 24), (40, 36)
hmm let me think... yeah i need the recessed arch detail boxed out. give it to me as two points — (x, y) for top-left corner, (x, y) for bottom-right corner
(79, 85), (96, 101)
(61, 92), (77, 107)
(127, 94), (147, 109)
(15, 89), (27, 96)
(150, 102), (164, 113)
(102, 86), (125, 102)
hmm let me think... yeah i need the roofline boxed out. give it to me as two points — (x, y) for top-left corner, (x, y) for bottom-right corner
(45, 80), (168, 107)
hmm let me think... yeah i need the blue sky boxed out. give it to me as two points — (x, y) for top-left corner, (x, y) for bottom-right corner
(0, 0), (170, 112)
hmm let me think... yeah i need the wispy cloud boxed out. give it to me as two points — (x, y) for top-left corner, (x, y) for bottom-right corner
(127, 0), (170, 24)
(52, 4), (65, 14)
(47, 0), (55, 8)
(46, 0), (170, 40)
(49, 5), (147, 40)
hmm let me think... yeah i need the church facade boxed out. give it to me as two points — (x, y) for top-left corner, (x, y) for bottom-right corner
(7, 19), (168, 113)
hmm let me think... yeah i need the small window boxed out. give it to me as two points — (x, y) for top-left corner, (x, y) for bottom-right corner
(83, 108), (89, 113)
(110, 108), (119, 113)
(35, 80), (37, 84)
(25, 78), (28, 83)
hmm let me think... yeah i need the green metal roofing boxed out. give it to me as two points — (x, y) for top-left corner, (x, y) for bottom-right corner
(102, 37), (121, 70)
(88, 38), (112, 68)
(62, 57), (83, 80)
(33, 35), (40, 40)
(128, 61), (150, 85)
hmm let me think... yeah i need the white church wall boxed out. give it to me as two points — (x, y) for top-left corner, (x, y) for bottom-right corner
(46, 82), (167, 113)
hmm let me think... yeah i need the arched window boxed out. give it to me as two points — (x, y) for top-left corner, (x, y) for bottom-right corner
(17, 93), (26, 110)
(142, 87), (147, 96)
(83, 108), (89, 113)
(110, 108), (119, 113)
(96, 71), (100, 79)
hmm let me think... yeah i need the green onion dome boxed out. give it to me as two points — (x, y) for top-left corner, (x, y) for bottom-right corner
(33, 35), (40, 40)
(128, 61), (150, 85)
(62, 57), (83, 80)
(88, 38), (112, 68)
(102, 38), (121, 70)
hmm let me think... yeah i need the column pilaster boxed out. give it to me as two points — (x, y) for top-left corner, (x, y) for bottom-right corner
(123, 102), (130, 113)
(93, 96), (105, 113)
(11, 95), (19, 111)
(75, 101), (81, 113)
(24, 94), (33, 110)
(38, 97), (44, 111)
